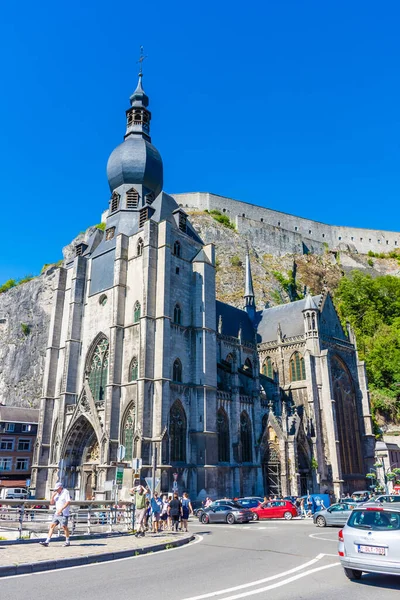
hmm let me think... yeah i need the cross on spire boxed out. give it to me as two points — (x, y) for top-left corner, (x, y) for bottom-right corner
(137, 46), (148, 75)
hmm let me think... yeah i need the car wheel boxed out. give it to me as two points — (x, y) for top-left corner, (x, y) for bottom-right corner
(316, 516), (326, 528)
(201, 514), (209, 524)
(226, 513), (235, 525)
(283, 511), (293, 520)
(344, 568), (362, 581)
(252, 512), (259, 521)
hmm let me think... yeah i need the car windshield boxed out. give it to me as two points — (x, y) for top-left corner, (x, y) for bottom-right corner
(348, 510), (400, 531)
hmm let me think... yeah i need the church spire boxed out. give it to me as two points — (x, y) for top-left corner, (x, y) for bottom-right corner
(244, 245), (256, 322)
(125, 47), (151, 141)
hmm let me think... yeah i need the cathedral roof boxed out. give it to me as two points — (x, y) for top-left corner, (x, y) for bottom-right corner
(257, 295), (322, 343)
(216, 301), (255, 343)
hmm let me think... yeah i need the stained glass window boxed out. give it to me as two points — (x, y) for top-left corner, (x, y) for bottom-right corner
(88, 337), (109, 401)
(173, 359), (182, 382)
(262, 357), (274, 378)
(170, 401), (186, 462)
(134, 301), (141, 323)
(130, 357), (138, 381)
(240, 411), (252, 462)
(123, 405), (135, 461)
(289, 352), (306, 381)
(217, 408), (230, 462)
(173, 304), (182, 325)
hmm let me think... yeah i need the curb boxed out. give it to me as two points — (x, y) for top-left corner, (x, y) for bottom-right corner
(0, 534), (194, 577)
(0, 531), (133, 546)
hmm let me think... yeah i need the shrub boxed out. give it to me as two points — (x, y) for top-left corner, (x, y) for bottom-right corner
(95, 223), (106, 231)
(21, 323), (30, 336)
(209, 210), (235, 230)
(230, 255), (242, 267)
(0, 279), (17, 294)
(367, 258), (374, 267)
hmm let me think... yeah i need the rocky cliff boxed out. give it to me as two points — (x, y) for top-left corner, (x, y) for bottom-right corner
(0, 214), (398, 408)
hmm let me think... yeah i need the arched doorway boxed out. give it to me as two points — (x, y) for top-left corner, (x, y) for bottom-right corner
(61, 415), (100, 500)
(262, 427), (282, 496)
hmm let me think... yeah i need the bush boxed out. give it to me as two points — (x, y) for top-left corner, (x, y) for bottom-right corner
(231, 255), (242, 267)
(209, 210), (235, 230)
(0, 279), (17, 294)
(21, 323), (30, 336)
(367, 258), (374, 267)
(95, 223), (106, 231)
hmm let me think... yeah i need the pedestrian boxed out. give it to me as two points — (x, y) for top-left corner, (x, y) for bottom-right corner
(167, 494), (173, 530)
(151, 492), (162, 533)
(168, 492), (182, 532)
(299, 497), (306, 518)
(204, 496), (212, 508)
(306, 495), (313, 517)
(39, 481), (71, 547)
(131, 484), (148, 537)
(160, 494), (169, 530)
(181, 492), (193, 532)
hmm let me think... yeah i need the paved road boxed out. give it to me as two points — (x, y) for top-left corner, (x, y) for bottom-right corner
(2, 519), (399, 599)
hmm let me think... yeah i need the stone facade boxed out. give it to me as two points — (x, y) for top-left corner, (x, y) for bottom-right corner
(30, 75), (374, 502)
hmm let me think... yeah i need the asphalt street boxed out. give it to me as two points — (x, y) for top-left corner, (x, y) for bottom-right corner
(2, 519), (399, 599)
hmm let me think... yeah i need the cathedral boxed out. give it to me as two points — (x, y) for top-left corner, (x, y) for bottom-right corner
(32, 72), (374, 502)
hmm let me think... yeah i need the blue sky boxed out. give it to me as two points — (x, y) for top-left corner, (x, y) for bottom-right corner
(1, 1), (400, 281)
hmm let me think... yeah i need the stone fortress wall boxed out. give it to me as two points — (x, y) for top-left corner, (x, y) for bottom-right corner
(172, 192), (400, 256)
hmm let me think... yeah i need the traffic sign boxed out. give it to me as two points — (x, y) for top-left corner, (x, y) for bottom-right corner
(172, 480), (178, 491)
(117, 445), (126, 462)
(132, 458), (142, 471)
(25, 478), (31, 487)
(145, 477), (160, 492)
(116, 467), (124, 485)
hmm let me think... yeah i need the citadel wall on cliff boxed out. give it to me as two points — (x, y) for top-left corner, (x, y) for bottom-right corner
(173, 191), (400, 256)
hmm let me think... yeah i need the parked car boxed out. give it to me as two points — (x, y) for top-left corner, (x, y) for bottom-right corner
(313, 502), (357, 527)
(338, 503), (400, 580)
(363, 494), (400, 505)
(199, 503), (253, 524)
(237, 497), (264, 509)
(251, 500), (298, 521)
(4, 488), (28, 499)
(195, 499), (235, 519)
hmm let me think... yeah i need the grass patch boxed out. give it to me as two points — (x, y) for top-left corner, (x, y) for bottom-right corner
(209, 209), (235, 230)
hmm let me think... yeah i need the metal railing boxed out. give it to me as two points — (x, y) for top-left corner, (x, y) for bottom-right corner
(0, 500), (135, 540)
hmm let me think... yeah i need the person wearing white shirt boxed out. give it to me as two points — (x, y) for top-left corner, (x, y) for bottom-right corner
(39, 481), (71, 547)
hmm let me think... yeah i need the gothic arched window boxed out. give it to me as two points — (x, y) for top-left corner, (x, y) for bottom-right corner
(262, 357), (274, 379)
(88, 337), (109, 401)
(331, 355), (363, 476)
(111, 192), (120, 213)
(244, 358), (253, 375)
(173, 304), (182, 325)
(240, 411), (252, 462)
(173, 241), (181, 257)
(134, 301), (141, 323)
(137, 238), (144, 256)
(289, 352), (306, 382)
(217, 408), (230, 462)
(169, 400), (186, 462)
(122, 404), (135, 461)
(126, 188), (139, 209)
(173, 359), (182, 383)
(130, 357), (138, 381)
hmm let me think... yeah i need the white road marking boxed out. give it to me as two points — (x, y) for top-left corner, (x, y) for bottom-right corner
(183, 563), (340, 600)
(190, 523), (278, 531)
(309, 531), (338, 543)
(0, 534), (204, 580)
(181, 553), (338, 600)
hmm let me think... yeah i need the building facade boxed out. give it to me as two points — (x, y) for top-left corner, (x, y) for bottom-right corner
(0, 405), (39, 489)
(32, 74), (374, 502)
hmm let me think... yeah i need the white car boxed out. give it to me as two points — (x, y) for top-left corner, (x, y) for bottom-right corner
(338, 503), (400, 580)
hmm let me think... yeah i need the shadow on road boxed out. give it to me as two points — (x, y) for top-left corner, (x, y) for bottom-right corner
(354, 573), (400, 591)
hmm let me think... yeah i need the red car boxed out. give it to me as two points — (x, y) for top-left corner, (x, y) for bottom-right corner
(250, 500), (298, 521)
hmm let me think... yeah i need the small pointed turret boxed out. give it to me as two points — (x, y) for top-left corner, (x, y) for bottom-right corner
(244, 247), (256, 322)
(304, 292), (318, 311)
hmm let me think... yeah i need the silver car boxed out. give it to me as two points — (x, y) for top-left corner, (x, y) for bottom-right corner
(200, 503), (253, 524)
(313, 502), (357, 527)
(338, 503), (400, 580)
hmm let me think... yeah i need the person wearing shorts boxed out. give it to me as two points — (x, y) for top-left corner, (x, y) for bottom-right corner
(39, 481), (71, 547)
(151, 492), (162, 533)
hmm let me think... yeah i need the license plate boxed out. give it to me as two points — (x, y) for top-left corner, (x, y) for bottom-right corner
(358, 545), (386, 556)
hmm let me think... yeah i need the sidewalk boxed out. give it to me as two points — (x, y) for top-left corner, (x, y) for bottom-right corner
(0, 531), (193, 577)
